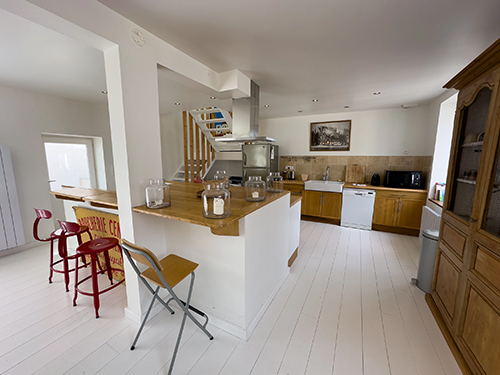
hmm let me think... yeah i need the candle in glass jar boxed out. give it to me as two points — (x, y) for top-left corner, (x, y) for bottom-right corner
(213, 198), (224, 215)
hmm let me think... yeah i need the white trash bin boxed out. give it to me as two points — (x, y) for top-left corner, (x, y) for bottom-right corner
(414, 229), (440, 293)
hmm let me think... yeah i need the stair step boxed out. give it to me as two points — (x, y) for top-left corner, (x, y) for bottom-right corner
(190, 108), (220, 114)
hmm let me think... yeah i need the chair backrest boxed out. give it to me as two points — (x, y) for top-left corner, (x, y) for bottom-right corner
(33, 208), (52, 242)
(121, 238), (163, 272)
(57, 220), (82, 259)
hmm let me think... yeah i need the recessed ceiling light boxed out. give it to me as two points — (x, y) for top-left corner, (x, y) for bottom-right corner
(174, 102), (181, 106)
(344, 105), (350, 109)
(373, 91), (381, 95)
(264, 104), (270, 108)
(210, 96), (216, 100)
(101, 90), (108, 94)
(312, 99), (319, 102)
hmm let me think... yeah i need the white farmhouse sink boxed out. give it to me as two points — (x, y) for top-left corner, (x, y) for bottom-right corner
(304, 180), (344, 193)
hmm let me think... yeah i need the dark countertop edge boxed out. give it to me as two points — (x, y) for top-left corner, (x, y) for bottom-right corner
(343, 183), (428, 193)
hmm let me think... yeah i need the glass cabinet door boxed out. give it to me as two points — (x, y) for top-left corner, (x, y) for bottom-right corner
(483, 136), (500, 237)
(449, 87), (492, 221)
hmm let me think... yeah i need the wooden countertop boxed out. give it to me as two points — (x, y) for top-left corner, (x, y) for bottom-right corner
(283, 180), (305, 186)
(132, 181), (291, 236)
(290, 195), (302, 207)
(343, 182), (427, 193)
(51, 187), (118, 209)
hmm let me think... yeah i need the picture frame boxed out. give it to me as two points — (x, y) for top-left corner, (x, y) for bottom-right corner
(310, 120), (351, 151)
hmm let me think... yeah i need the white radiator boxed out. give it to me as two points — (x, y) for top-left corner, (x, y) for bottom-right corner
(419, 206), (441, 239)
(0, 145), (25, 251)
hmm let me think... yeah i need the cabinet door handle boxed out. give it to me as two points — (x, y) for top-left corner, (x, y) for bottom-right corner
(394, 200), (398, 213)
(392, 193), (408, 196)
(399, 200), (402, 213)
(469, 217), (477, 223)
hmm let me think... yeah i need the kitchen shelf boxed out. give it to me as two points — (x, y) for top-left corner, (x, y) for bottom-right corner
(461, 141), (483, 148)
(456, 178), (476, 185)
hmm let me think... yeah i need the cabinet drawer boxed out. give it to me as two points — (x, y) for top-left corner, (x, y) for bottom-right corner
(473, 245), (500, 294)
(442, 222), (466, 258)
(375, 190), (426, 200)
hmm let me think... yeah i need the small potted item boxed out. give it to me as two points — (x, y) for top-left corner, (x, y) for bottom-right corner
(266, 172), (283, 193)
(202, 180), (231, 219)
(145, 178), (171, 209)
(245, 176), (266, 202)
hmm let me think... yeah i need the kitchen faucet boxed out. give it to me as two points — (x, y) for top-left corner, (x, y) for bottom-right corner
(323, 166), (330, 181)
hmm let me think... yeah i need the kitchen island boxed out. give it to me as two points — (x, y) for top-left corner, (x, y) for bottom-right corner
(52, 182), (299, 340)
(132, 182), (297, 340)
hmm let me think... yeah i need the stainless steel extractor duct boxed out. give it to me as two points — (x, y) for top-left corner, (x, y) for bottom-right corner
(215, 80), (276, 144)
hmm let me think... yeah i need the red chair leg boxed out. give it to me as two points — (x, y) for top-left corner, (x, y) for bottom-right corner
(73, 258), (79, 307)
(49, 238), (55, 284)
(103, 251), (114, 285)
(63, 257), (70, 292)
(90, 253), (101, 318)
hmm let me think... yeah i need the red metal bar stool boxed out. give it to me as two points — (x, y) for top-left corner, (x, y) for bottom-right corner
(58, 221), (125, 318)
(33, 208), (91, 291)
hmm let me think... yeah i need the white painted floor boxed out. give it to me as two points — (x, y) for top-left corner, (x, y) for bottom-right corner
(0, 221), (462, 375)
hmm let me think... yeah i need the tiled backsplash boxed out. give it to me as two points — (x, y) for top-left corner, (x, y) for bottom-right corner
(281, 155), (433, 186)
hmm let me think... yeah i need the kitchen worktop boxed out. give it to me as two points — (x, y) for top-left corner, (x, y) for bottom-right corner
(51, 187), (118, 209)
(132, 181), (291, 236)
(343, 182), (427, 193)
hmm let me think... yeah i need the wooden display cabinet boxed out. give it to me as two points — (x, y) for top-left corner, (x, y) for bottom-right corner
(429, 38), (500, 375)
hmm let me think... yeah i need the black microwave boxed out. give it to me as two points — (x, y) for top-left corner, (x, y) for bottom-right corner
(384, 170), (422, 189)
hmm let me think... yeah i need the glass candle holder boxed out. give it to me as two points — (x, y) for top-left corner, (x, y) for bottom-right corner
(266, 172), (284, 193)
(202, 181), (231, 219)
(214, 170), (230, 188)
(145, 178), (171, 209)
(245, 176), (266, 202)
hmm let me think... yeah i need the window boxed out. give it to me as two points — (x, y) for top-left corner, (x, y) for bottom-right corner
(42, 135), (97, 191)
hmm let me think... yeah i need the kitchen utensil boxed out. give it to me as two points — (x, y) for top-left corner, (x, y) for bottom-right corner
(345, 165), (366, 183)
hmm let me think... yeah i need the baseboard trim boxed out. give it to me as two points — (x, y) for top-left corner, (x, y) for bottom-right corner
(288, 247), (298, 267)
(425, 293), (472, 375)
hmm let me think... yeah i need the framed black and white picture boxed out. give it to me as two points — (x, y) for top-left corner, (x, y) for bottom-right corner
(310, 120), (351, 151)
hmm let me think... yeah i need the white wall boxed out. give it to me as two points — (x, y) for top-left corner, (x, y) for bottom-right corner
(160, 112), (184, 180)
(0, 83), (112, 245)
(427, 92), (458, 213)
(260, 106), (431, 156)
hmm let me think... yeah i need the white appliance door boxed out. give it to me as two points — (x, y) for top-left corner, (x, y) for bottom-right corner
(341, 189), (376, 230)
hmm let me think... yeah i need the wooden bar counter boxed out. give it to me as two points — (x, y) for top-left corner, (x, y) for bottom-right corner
(132, 181), (290, 236)
(132, 181), (296, 340)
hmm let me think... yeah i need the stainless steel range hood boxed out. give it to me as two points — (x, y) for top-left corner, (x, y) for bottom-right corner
(215, 81), (276, 144)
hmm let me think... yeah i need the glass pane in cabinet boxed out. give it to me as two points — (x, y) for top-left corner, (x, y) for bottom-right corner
(483, 141), (500, 237)
(449, 87), (491, 221)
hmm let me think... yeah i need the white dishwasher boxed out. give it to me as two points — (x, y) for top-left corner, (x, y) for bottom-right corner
(341, 188), (376, 230)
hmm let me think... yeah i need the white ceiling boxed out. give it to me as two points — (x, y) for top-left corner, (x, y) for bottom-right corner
(1, 1), (500, 119)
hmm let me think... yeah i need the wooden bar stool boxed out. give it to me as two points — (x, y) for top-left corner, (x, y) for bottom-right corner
(59, 221), (125, 318)
(33, 208), (91, 291)
(121, 239), (213, 375)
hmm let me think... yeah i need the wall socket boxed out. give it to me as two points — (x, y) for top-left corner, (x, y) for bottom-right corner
(285, 166), (294, 170)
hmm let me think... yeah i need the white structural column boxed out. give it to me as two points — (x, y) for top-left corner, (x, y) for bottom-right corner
(4, 0), (252, 323)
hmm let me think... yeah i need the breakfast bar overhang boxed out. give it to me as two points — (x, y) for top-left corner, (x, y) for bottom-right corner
(131, 182), (297, 340)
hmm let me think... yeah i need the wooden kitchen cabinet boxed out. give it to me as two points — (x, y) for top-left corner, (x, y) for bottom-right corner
(429, 38), (500, 375)
(372, 190), (426, 232)
(302, 190), (342, 220)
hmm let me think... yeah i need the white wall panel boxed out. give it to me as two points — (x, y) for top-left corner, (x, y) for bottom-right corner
(0, 145), (25, 250)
